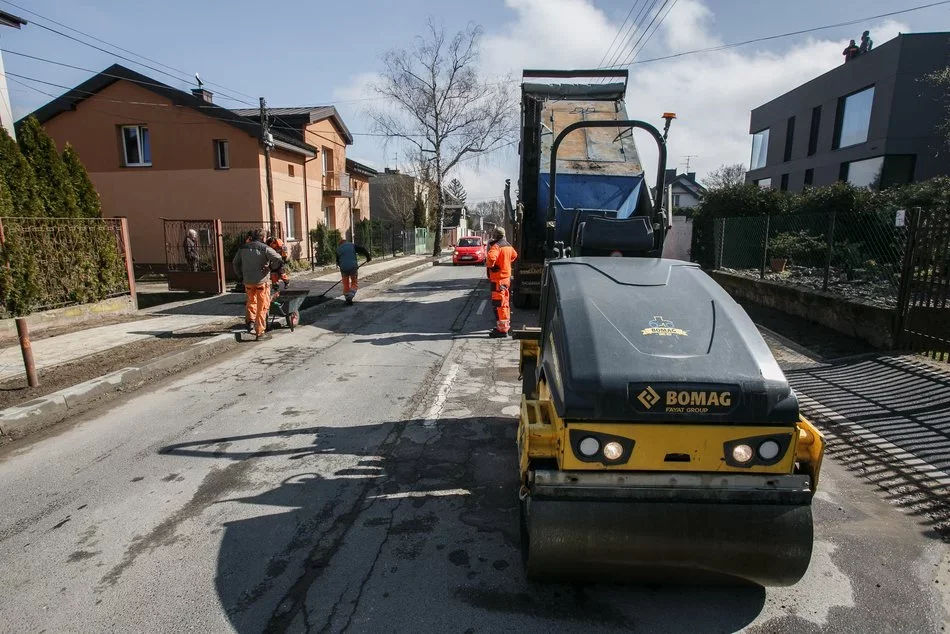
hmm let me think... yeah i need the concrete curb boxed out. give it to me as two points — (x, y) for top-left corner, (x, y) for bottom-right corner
(0, 333), (236, 441)
(0, 257), (449, 442)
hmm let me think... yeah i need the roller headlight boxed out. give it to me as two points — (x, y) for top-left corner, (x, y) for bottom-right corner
(731, 444), (754, 464)
(603, 441), (624, 461)
(578, 437), (600, 457)
(758, 440), (781, 461)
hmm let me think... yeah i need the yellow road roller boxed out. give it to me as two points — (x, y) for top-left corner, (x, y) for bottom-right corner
(515, 257), (825, 586)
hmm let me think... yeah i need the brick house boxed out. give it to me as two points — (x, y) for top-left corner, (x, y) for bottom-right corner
(23, 64), (367, 269)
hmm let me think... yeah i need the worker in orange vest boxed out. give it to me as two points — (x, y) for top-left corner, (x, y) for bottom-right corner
(486, 226), (518, 338)
(266, 235), (290, 289)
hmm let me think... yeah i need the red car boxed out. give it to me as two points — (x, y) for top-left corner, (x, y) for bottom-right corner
(453, 236), (487, 265)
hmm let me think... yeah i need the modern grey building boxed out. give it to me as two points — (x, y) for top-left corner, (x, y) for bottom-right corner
(745, 32), (950, 191)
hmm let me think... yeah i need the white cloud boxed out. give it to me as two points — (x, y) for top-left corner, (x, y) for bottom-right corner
(333, 0), (910, 203)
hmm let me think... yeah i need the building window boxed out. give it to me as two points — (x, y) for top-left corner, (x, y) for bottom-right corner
(324, 205), (333, 227)
(285, 202), (299, 239)
(808, 106), (821, 156)
(121, 125), (151, 167)
(880, 155), (916, 189)
(841, 156), (884, 189)
(756, 178), (772, 189)
(322, 147), (333, 175)
(780, 174), (789, 191)
(804, 168), (814, 186)
(288, 164), (295, 177)
(750, 129), (769, 170)
(672, 193), (681, 207)
(214, 140), (229, 169)
(784, 117), (795, 162)
(834, 86), (875, 149)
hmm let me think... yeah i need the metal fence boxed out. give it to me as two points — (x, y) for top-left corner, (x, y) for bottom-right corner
(220, 220), (283, 281)
(714, 209), (910, 309)
(0, 216), (132, 316)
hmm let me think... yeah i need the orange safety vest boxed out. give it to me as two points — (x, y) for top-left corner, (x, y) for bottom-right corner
(487, 239), (518, 281)
(267, 237), (289, 261)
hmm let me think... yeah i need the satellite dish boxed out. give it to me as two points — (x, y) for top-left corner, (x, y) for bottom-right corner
(195, 73), (203, 89)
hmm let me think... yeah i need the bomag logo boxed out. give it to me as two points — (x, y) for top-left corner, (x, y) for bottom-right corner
(665, 390), (733, 413)
(637, 386), (661, 409)
(641, 316), (688, 337)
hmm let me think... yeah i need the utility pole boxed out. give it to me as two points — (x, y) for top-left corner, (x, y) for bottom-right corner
(261, 97), (276, 226)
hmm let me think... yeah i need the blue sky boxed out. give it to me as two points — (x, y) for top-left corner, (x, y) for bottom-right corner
(3, 0), (949, 200)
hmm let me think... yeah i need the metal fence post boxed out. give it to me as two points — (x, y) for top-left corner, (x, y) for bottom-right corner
(214, 219), (226, 294)
(714, 218), (725, 270)
(118, 217), (138, 310)
(760, 214), (771, 279)
(894, 207), (922, 348)
(823, 210), (837, 292)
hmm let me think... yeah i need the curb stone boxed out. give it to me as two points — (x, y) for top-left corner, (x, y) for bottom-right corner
(0, 258), (448, 443)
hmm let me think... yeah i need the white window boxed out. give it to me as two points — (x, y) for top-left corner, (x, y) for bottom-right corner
(672, 194), (681, 207)
(214, 140), (229, 169)
(756, 178), (772, 189)
(324, 205), (333, 227)
(285, 202), (297, 239)
(322, 148), (330, 175)
(121, 125), (151, 167)
(750, 128), (769, 170)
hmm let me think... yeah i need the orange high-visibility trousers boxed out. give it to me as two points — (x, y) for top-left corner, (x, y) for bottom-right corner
(244, 283), (271, 336)
(491, 278), (511, 333)
(342, 271), (359, 298)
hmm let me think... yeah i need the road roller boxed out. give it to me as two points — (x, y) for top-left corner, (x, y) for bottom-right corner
(514, 257), (825, 586)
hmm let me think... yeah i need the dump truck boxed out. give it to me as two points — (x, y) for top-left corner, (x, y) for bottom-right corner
(507, 69), (673, 309)
(510, 70), (826, 586)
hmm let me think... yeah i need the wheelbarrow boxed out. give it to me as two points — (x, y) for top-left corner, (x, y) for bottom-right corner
(268, 289), (309, 332)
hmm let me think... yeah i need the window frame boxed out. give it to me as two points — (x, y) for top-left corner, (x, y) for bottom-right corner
(750, 128), (770, 170)
(841, 155), (884, 189)
(672, 193), (681, 207)
(833, 85), (875, 150)
(121, 125), (151, 167)
(756, 178), (772, 189)
(783, 116), (795, 162)
(285, 202), (298, 240)
(807, 106), (821, 156)
(804, 168), (814, 186)
(780, 174), (789, 191)
(214, 139), (229, 170)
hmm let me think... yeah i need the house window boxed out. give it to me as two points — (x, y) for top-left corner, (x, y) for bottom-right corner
(285, 202), (299, 239)
(750, 129), (769, 170)
(804, 168), (814, 186)
(841, 156), (884, 189)
(324, 205), (333, 227)
(834, 86), (875, 149)
(121, 125), (151, 167)
(672, 194), (681, 207)
(214, 140), (229, 169)
(288, 164), (295, 177)
(880, 155), (916, 189)
(756, 178), (772, 189)
(780, 174), (789, 191)
(783, 117), (795, 162)
(322, 147), (333, 175)
(807, 106), (821, 156)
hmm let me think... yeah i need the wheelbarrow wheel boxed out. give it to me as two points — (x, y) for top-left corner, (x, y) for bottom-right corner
(288, 311), (299, 331)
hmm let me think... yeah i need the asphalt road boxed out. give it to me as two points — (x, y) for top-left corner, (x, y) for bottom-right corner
(0, 263), (947, 633)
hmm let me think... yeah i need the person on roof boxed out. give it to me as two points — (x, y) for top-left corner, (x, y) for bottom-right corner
(232, 229), (284, 340)
(336, 236), (372, 305)
(486, 226), (518, 338)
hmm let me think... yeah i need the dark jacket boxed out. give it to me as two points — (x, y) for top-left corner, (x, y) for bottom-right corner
(336, 241), (371, 274)
(233, 240), (283, 285)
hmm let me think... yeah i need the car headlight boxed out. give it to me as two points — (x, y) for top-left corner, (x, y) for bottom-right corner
(603, 441), (624, 461)
(578, 437), (600, 457)
(731, 444), (754, 464)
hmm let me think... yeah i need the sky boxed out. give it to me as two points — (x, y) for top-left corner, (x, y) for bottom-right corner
(2, 0), (949, 204)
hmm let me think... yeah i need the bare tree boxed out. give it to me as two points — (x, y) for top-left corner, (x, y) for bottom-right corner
(378, 174), (416, 230)
(704, 163), (747, 190)
(371, 20), (515, 255)
(471, 199), (505, 227)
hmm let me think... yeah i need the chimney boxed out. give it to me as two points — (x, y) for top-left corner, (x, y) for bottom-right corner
(687, 171), (696, 182)
(191, 88), (213, 103)
(665, 168), (677, 183)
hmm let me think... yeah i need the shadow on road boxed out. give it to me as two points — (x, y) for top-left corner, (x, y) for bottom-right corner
(159, 418), (767, 633)
(788, 355), (950, 540)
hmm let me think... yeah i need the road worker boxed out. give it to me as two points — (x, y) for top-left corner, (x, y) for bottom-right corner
(336, 237), (372, 305)
(266, 235), (291, 289)
(232, 229), (284, 340)
(486, 226), (518, 338)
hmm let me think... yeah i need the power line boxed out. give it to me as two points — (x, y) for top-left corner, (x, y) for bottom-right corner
(600, 0), (655, 76)
(0, 0), (259, 107)
(625, 0), (679, 66)
(617, 0), (950, 67)
(615, 0), (675, 68)
(596, 0), (643, 69)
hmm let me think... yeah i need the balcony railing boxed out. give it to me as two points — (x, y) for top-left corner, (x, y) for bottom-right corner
(323, 171), (351, 194)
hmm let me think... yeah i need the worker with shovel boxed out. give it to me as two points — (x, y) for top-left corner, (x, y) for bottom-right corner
(233, 229), (284, 340)
(336, 237), (372, 305)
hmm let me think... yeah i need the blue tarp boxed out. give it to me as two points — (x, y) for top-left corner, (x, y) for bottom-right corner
(537, 173), (645, 243)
